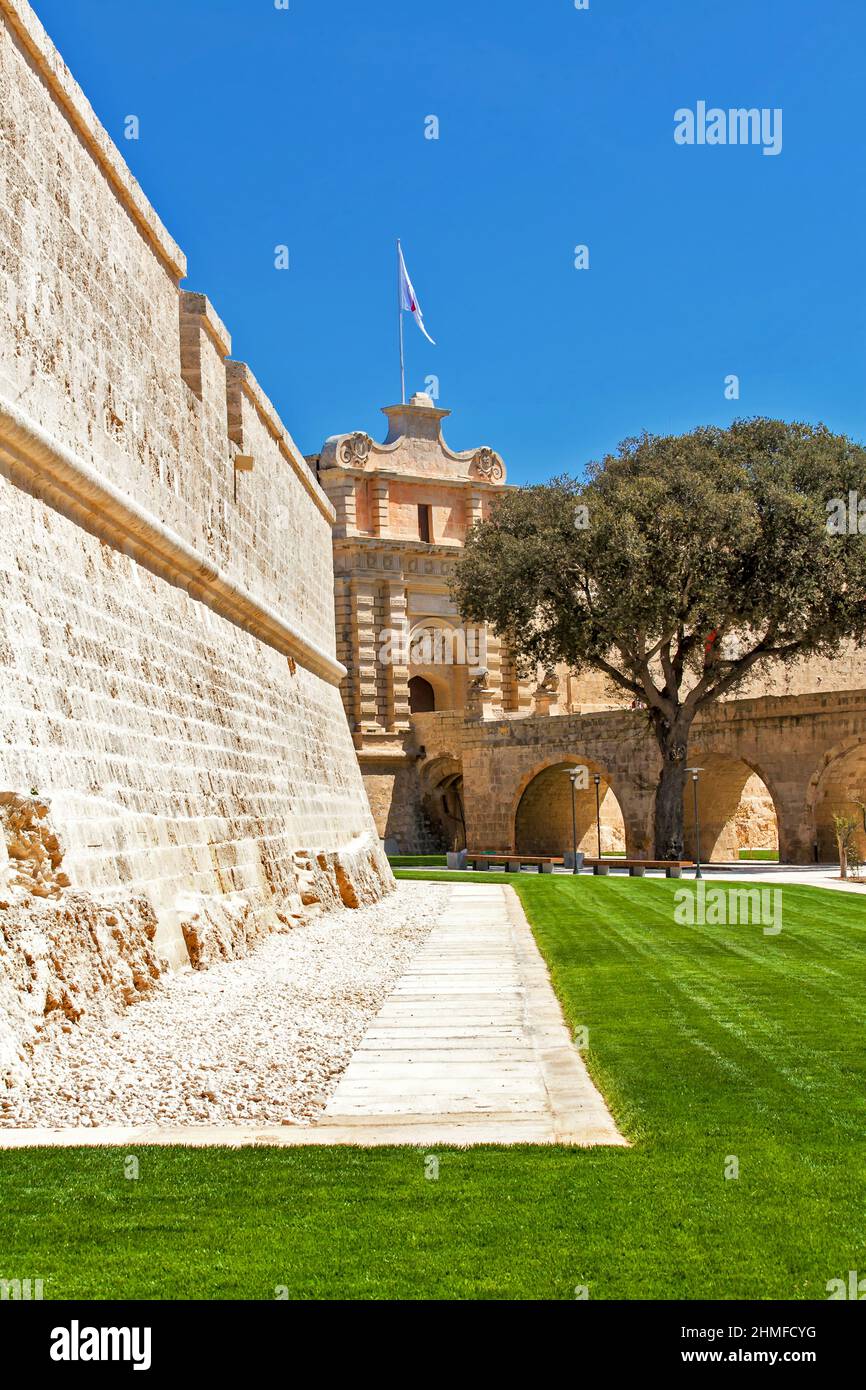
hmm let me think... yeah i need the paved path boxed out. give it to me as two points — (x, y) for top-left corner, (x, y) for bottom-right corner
(0, 884), (625, 1149)
(318, 883), (623, 1145)
(698, 866), (866, 895)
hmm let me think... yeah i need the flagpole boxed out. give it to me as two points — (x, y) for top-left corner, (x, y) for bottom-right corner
(397, 238), (406, 404)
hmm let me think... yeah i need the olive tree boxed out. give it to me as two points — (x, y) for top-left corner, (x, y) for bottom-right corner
(451, 420), (866, 858)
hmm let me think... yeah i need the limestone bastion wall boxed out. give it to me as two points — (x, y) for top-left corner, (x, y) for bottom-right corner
(0, 0), (392, 1085)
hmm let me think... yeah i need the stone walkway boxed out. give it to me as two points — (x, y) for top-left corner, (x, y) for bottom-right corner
(317, 883), (624, 1144)
(0, 884), (625, 1149)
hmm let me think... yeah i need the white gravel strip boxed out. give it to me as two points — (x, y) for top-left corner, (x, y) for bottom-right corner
(1, 881), (451, 1129)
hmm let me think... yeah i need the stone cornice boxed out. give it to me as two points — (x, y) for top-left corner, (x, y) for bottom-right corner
(0, 395), (346, 687)
(333, 535), (461, 555)
(1, 0), (187, 281)
(318, 463), (506, 491)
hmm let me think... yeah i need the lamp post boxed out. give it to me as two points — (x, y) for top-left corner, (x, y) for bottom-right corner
(686, 767), (704, 879)
(593, 773), (602, 860)
(567, 768), (580, 873)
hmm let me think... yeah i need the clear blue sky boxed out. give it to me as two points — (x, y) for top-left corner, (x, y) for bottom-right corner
(33, 0), (866, 483)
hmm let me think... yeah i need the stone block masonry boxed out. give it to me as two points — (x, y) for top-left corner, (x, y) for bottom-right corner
(0, 0), (392, 1082)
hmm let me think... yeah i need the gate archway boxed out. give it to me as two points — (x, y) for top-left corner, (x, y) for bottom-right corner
(808, 739), (866, 862)
(513, 758), (625, 857)
(683, 752), (780, 862)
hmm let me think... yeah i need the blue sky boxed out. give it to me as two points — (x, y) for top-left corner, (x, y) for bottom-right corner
(33, 0), (866, 483)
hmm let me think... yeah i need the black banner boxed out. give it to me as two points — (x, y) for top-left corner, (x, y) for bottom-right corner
(3, 1298), (861, 1375)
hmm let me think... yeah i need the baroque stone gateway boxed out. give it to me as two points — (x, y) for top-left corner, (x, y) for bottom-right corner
(0, 0), (391, 1083)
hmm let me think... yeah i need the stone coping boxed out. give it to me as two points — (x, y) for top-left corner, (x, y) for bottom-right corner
(226, 362), (336, 524)
(1, 0), (186, 280)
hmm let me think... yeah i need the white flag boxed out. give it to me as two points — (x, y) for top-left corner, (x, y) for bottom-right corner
(398, 241), (436, 345)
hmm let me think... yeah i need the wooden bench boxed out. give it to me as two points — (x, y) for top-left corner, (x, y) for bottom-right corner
(583, 858), (694, 878)
(461, 852), (694, 878)
(465, 852), (562, 874)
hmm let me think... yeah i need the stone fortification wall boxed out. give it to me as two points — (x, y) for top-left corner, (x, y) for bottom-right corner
(0, 0), (391, 1082)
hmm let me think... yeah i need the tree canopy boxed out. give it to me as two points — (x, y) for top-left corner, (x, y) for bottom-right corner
(451, 419), (866, 857)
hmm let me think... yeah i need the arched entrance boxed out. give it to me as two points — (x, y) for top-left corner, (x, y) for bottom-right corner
(513, 759), (625, 857)
(809, 740), (866, 862)
(683, 753), (780, 861)
(420, 754), (466, 850)
(406, 620), (468, 713)
(408, 676), (435, 714)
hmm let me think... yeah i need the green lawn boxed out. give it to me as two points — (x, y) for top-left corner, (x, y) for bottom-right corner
(1, 875), (864, 1299)
(739, 848), (780, 861)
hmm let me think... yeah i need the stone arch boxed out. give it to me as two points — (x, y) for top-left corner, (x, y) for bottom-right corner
(512, 755), (625, 857)
(684, 749), (781, 862)
(419, 752), (465, 851)
(806, 737), (866, 862)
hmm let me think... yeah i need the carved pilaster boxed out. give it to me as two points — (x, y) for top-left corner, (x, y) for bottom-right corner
(350, 575), (380, 734)
(384, 580), (410, 730)
(466, 489), (484, 531)
(330, 480), (357, 538)
(372, 478), (390, 537)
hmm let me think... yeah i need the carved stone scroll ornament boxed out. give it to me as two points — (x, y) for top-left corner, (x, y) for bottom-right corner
(470, 447), (504, 482)
(338, 432), (373, 467)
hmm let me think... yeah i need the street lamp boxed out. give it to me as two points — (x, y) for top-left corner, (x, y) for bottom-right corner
(686, 767), (704, 879)
(593, 773), (602, 860)
(566, 768), (582, 873)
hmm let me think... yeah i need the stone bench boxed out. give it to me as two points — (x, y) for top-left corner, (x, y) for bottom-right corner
(464, 852), (563, 874)
(457, 852), (694, 878)
(583, 858), (694, 878)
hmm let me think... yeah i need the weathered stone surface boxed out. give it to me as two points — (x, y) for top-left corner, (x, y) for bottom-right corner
(0, 891), (161, 1088)
(3, 882), (451, 1127)
(0, 793), (68, 898)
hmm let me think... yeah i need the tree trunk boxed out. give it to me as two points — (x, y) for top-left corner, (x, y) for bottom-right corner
(652, 715), (694, 859)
